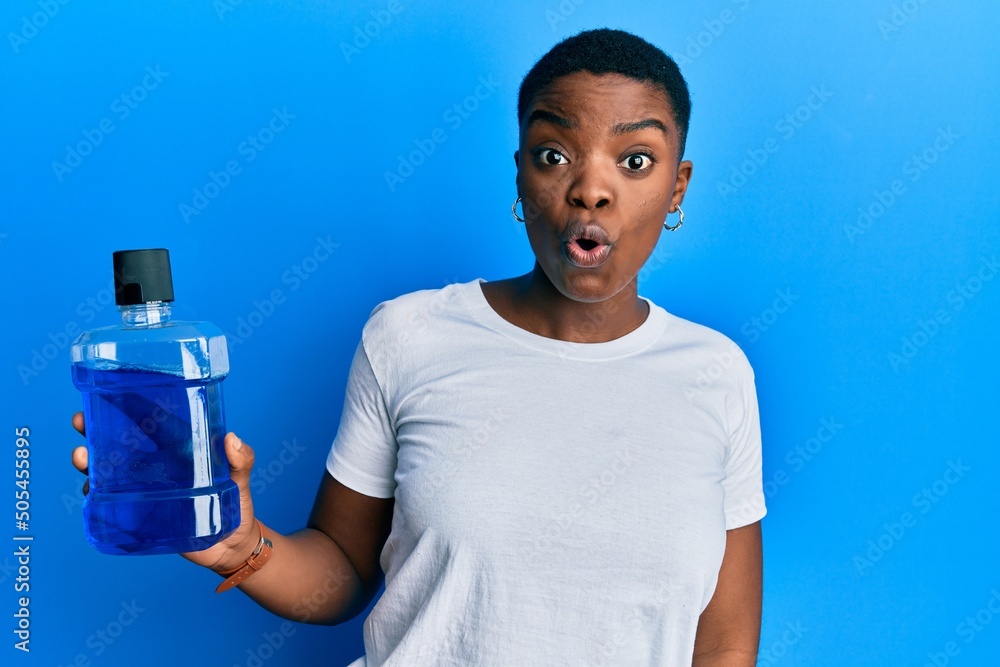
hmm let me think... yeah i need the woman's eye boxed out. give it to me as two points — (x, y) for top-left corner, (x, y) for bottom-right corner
(536, 148), (568, 166)
(621, 153), (654, 171)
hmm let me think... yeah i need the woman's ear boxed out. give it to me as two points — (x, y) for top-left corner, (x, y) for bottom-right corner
(671, 159), (693, 210)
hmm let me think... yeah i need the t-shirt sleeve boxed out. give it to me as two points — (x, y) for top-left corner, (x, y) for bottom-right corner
(325, 337), (398, 499)
(722, 358), (767, 530)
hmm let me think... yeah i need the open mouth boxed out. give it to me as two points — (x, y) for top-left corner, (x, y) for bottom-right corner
(562, 221), (613, 268)
(564, 239), (611, 268)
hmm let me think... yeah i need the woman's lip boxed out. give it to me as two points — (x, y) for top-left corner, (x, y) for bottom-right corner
(564, 221), (612, 246)
(564, 240), (611, 268)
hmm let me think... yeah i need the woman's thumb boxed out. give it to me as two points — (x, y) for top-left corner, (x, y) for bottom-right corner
(224, 432), (255, 488)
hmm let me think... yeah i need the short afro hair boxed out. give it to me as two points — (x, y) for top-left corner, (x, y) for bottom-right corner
(517, 28), (692, 159)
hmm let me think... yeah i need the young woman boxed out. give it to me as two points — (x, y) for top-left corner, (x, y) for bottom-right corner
(72, 28), (766, 666)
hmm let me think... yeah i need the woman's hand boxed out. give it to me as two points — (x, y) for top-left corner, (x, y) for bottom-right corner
(71, 412), (388, 623)
(70, 411), (262, 574)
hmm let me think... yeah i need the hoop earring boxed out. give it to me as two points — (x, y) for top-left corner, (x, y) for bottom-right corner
(511, 197), (525, 222)
(663, 206), (684, 232)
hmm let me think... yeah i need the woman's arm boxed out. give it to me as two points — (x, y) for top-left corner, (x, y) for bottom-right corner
(222, 470), (395, 626)
(692, 521), (763, 666)
(71, 414), (394, 627)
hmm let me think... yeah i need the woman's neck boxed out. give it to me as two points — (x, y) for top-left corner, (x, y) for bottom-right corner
(481, 263), (650, 343)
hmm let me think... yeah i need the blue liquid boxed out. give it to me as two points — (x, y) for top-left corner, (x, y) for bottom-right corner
(72, 365), (240, 555)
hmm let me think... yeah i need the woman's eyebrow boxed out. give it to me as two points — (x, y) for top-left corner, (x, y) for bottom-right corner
(612, 118), (669, 139)
(526, 108), (574, 130)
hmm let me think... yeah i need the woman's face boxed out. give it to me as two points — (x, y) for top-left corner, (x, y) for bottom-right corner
(515, 71), (693, 303)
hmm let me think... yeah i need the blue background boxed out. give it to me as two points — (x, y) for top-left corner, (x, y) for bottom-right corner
(2, 1), (999, 665)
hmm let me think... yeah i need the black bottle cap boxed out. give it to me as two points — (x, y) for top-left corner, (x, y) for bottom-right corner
(112, 248), (175, 305)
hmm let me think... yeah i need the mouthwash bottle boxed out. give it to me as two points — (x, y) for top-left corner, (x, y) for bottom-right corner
(70, 248), (239, 555)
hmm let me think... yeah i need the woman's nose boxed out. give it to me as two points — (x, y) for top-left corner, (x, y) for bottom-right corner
(566, 158), (613, 210)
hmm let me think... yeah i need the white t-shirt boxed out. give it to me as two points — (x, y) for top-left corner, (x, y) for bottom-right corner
(326, 278), (766, 666)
